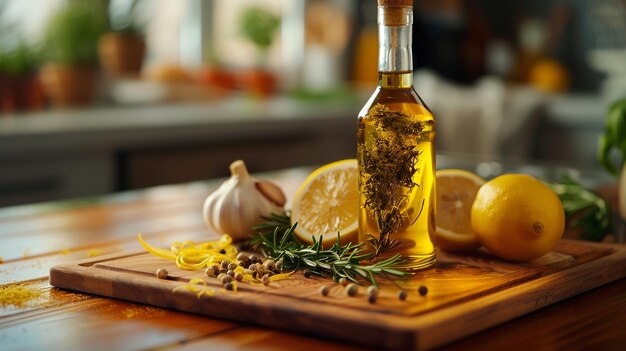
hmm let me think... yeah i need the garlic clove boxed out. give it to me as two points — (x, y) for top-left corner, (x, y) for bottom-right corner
(255, 180), (287, 207)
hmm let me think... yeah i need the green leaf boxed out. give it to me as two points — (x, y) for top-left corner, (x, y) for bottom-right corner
(599, 98), (626, 176)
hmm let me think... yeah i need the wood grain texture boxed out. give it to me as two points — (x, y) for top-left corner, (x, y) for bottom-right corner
(1, 169), (624, 351)
(49, 240), (626, 350)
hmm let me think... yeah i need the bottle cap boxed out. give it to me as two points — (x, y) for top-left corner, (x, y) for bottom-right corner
(378, 0), (412, 26)
(378, 0), (413, 6)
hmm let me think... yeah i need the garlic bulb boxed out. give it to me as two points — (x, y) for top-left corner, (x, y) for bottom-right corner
(202, 160), (286, 241)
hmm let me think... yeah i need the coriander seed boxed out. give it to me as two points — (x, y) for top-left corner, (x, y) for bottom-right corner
(339, 277), (348, 287)
(303, 269), (312, 278)
(222, 275), (233, 284)
(367, 286), (379, 297)
(221, 260), (229, 269)
(319, 285), (330, 296)
(250, 255), (259, 264)
(227, 269), (235, 277)
(248, 263), (257, 271)
(263, 259), (275, 271)
(156, 268), (168, 279)
(398, 290), (407, 301)
(275, 259), (283, 272)
(228, 262), (238, 271)
(262, 274), (270, 286)
(345, 283), (358, 297)
(236, 253), (248, 261)
(418, 285), (428, 296)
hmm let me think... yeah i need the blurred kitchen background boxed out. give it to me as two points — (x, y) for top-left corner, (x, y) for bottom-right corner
(0, 0), (625, 207)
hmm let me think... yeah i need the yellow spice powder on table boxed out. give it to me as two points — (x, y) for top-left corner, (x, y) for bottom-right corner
(0, 283), (43, 308)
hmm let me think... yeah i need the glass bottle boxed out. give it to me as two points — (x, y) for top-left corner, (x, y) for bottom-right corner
(357, 0), (436, 270)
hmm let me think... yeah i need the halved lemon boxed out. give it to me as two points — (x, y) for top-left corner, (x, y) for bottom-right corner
(436, 169), (485, 251)
(291, 159), (359, 248)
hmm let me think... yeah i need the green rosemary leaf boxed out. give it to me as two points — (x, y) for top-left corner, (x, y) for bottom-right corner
(302, 257), (316, 267)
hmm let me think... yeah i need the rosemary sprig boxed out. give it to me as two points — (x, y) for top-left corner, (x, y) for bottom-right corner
(248, 213), (292, 249)
(251, 221), (408, 286)
(547, 176), (611, 241)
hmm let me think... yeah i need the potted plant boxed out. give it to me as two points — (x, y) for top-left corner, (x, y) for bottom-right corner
(238, 7), (280, 97)
(598, 98), (626, 236)
(0, 1), (43, 113)
(98, 0), (145, 77)
(39, 1), (107, 106)
(0, 43), (44, 113)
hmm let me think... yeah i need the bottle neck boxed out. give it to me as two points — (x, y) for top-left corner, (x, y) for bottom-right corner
(378, 6), (413, 88)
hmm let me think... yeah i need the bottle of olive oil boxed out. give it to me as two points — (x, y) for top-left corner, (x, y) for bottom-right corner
(357, 0), (436, 270)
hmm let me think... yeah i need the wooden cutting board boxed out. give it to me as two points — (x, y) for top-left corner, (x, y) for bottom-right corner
(50, 240), (626, 350)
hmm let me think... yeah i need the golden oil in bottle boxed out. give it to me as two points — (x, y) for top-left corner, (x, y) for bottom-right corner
(357, 1), (436, 270)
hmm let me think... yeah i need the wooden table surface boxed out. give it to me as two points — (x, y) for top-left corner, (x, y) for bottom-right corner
(1, 167), (625, 351)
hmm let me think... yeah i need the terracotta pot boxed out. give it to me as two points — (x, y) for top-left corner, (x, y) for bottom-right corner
(39, 64), (98, 106)
(10, 74), (45, 111)
(239, 69), (277, 98)
(98, 33), (145, 77)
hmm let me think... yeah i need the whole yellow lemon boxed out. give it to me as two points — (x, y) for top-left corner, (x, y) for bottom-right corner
(471, 174), (565, 262)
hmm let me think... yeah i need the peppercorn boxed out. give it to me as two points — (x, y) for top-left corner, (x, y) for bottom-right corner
(248, 263), (258, 272)
(227, 269), (235, 277)
(418, 285), (428, 296)
(236, 253), (248, 261)
(239, 258), (251, 268)
(249, 255), (260, 264)
(219, 249), (226, 254)
(221, 260), (230, 269)
(398, 290), (407, 301)
(156, 268), (168, 279)
(368, 294), (378, 304)
(367, 286), (379, 297)
(303, 269), (312, 278)
(234, 272), (243, 282)
(345, 283), (358, 297)
(205, 266), (216, 277)
(339, 277), (348, 286)
(262, 274), (270, 286)
(319, 285), (330, 296)
(222, 275), (233, 284)
(224, 282), (234, 291)
(228, 262), (238, 271)
(217, 273), (227, 283)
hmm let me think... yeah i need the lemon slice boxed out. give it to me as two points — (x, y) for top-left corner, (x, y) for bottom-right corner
(436, 169), (485, 251)
(291, 159), (359, 248)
